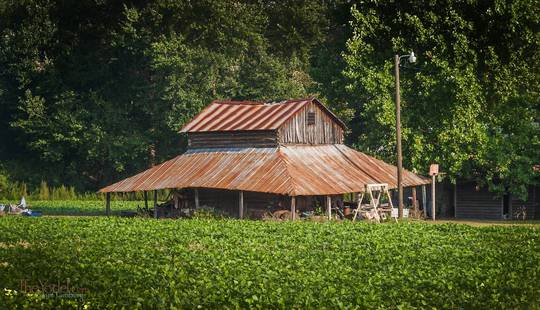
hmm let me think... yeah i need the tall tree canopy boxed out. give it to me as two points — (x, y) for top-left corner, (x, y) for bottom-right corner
(0, 0), (347, 190)
(0, 0), (538, 198)
(343, 0), (540, 198)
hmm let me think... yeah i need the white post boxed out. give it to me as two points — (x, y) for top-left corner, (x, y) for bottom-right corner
(353, 192), (363, 222)
(326, 196), (332, 220)
(431, 175), (436, 221)
(239, 191), (244, 219)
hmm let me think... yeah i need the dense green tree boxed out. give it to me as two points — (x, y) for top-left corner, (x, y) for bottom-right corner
(1, 0), (538, 198)
(343, 0), (540, 198)
(0, 0), (336, 190)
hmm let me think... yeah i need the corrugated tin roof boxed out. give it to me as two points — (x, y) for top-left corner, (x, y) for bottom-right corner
(180, 98), (346, 133)
(99, 145), (430, 196)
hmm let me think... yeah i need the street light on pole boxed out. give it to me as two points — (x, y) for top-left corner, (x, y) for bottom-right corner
(394, 51), (416, 219)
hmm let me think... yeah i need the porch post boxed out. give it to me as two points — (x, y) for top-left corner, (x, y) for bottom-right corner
(422, 185), (427, 214)
(326, 196), (332, 220)
(239, 190), (244, 219)
(153, 190), (158, 219)
(290, 196), (296, 220)
(144, 191), (148, 209)
(105, 192), (111, 216)
(194, 188), (200, 209)
(412, 187), (417, 210)
(173, 191), (179, 209)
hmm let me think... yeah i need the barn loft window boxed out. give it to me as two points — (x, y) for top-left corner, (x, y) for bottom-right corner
(307, 111), (315, 125)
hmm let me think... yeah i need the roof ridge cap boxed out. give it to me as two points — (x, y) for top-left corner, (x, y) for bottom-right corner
(276, 146), (303, 196)
(214, 100), (263, 105)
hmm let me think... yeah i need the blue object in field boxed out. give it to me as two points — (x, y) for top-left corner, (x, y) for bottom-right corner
(22, 210), (42, 217)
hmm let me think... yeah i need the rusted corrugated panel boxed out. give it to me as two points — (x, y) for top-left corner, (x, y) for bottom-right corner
(334, 145), (431, 188)
(99, 145), (430, 195)
(180, 98), (346, 133)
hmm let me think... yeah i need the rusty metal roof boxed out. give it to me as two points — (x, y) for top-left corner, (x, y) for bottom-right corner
(99, 145), (430, 195)
(180, 98), (346, 132)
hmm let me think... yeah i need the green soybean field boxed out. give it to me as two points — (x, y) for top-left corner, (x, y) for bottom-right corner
(1, 217), (539, 309)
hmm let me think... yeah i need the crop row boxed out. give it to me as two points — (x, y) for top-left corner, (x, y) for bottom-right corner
(0, 217), (539, 308)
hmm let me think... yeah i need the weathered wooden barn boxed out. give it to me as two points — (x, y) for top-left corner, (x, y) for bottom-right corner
(100, 98), (430, 218)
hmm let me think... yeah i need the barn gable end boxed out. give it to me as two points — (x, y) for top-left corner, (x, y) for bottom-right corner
(182, 98), (346, 148)
(278, 101), (344, 145)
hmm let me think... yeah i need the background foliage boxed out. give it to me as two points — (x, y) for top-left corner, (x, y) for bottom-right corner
(0, 0), (538, 198)
(343, 0), (540, 198)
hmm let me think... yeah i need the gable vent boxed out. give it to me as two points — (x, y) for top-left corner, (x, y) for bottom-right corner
(307, 111), (315, 125)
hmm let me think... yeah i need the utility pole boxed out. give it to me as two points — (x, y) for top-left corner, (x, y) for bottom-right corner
(394, 52), (416, 219)
(395, 54), (403, 219)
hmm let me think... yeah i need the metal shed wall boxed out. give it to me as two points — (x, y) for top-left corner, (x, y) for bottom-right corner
(455, 182), (503, 219)
(510, 185), (539, 219)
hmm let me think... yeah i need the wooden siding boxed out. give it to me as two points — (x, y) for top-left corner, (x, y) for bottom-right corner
(278, 102), (344, 145)
(188, 131), (278, 149)
(510, 186), (539, 220)
(455, 182), (503, 219)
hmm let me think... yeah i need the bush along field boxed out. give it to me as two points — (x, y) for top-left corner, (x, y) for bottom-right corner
(0, 218), (539, 309)
(28, 200), (143, 216)
(0, 200), (145, 216)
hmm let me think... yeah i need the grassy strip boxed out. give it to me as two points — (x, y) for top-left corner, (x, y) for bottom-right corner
(1, 200), (144, 216)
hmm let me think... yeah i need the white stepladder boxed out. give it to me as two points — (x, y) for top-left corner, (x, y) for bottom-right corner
(352, 183), (396, 223)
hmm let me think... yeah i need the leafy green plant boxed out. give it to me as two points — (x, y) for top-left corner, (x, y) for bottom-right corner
(0, 218), (538, 308)
(192, 208), (226, 219)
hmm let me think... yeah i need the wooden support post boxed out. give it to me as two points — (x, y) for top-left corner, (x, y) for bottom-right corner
(412, 187), (417, 210)
(173, 191), (179, 209)
(326, 196), (332, 220)
(290, 196), (296, 220)
(422, 185), (427, 213)
(431, 175), (436, 221)
(194, 188), (200, 209)
(153, 190), (158, 219)
(239, 191), (244, 219)
(105, 192), (111, 216)
(144, 191), (148, 210)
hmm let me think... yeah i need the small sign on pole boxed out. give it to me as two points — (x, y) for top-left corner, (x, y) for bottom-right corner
(429, 164), (439, 221)
(429, 164), (439, 176)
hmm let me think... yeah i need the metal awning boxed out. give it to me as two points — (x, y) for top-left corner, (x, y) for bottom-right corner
(99, 145), (430, 196)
